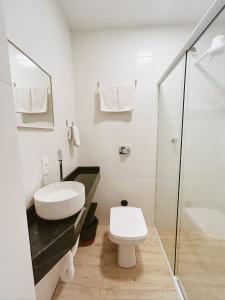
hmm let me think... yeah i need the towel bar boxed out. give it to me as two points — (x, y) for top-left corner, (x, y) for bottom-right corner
(97, 80), (137, 88)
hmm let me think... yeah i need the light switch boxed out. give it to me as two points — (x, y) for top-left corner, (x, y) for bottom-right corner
(42, 156), (49, 176)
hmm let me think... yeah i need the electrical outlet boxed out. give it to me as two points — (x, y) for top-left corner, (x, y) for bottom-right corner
(42, 156), (49, 176)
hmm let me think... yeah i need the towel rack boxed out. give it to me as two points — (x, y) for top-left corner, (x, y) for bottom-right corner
(97, 80), (137, 88)
(66, 120), (76, 141)
(12, 82), (52, 94)
(66, 120), (76, 127)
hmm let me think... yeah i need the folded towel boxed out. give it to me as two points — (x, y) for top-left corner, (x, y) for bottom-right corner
(30, 87), (48, 113)
(15, 88), (32, 113)
(99, 85), (135, 112)
(117, 85), (135, 112)
(72, 125), (80, 147)
(60, 250), (74, 283)
(99, 86), (118, 112)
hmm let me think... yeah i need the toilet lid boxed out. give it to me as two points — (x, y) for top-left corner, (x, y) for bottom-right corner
(109, 206), (148, 240)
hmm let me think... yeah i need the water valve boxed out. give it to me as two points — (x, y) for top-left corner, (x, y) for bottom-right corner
(119, 145), (131, 155)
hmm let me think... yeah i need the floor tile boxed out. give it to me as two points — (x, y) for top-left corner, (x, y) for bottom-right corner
(52, 225), (179, 300)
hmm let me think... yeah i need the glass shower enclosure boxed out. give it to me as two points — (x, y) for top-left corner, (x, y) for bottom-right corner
(155, 56), (186, 271)
(155, 5), (225, 300)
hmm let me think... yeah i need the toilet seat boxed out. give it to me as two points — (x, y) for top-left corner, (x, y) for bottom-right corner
(109, 206), (148, 241)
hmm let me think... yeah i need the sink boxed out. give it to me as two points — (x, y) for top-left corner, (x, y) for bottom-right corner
(34, 181), (85, 220)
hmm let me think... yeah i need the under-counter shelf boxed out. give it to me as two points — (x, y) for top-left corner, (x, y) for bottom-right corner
(27, 166), (100, 284)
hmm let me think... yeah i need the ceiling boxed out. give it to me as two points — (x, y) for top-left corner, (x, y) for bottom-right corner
(57, 0), (214, 30)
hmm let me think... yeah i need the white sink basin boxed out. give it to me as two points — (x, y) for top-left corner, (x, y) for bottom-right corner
(34, 181), (85, 220)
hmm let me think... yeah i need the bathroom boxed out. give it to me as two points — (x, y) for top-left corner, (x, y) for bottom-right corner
(1, 0), (225, 299)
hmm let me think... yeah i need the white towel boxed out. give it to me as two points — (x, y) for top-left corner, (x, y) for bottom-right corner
(99, 85), (135, 112)
(72, 125), (80, 147)
(60, 236), (79, 283)
(100, 86), (118, 112)
(15, 88), (32, 113)
(60, 250), (74, 283)
(117, 85), (135, 112)
(30, 87), (48, 113)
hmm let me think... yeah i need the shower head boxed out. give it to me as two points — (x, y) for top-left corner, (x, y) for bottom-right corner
(207, 35), (225, 56)
(194, 35), (225, 66)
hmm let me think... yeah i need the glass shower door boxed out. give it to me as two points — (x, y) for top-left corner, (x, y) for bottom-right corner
(155, 56), (186, 271)
(176, 8), (225, 300)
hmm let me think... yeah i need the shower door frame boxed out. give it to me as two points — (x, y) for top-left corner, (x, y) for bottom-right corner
(158, 0), (225, 85)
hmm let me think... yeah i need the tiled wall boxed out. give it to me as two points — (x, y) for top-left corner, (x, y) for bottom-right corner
(72, 26), (193, 225)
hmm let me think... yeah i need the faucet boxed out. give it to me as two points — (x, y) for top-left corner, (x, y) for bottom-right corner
(57, 148), (63, 182)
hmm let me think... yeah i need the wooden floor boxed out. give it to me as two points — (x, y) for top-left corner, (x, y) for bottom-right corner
(52, 226), (179, 300)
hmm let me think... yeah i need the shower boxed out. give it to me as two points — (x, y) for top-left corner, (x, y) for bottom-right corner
(194, 34), (225, 66)
(155, 4), (225, 300)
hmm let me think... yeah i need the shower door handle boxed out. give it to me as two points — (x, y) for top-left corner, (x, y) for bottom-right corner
(171, 138), (178, 143)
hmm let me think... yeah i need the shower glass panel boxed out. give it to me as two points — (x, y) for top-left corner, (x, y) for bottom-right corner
(176, 8), (225, 300)
(155, 56), (186, 271)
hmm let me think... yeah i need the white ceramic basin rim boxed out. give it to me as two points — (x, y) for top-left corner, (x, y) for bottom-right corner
(34, 181), (85, 220)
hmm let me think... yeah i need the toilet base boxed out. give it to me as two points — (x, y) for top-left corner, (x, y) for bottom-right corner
(117, 244), (136, 268)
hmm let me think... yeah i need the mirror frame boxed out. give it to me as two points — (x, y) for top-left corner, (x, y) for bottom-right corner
(8, 40), (55, 130)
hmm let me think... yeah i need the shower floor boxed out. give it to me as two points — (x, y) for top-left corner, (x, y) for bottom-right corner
(52, 225), (178, 300)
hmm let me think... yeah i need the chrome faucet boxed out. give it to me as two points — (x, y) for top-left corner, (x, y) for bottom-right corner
(57, 148), (63, 181)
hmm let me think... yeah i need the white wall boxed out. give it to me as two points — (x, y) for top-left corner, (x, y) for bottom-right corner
(72, 25), (193, 225)
(3, 0), (78, 207)
(0, 0), (35, 298)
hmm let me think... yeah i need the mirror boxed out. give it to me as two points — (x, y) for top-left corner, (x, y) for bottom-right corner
(8, 41), (54, 129)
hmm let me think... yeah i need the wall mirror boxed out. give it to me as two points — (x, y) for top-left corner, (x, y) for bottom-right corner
(8, 41), (54, 129)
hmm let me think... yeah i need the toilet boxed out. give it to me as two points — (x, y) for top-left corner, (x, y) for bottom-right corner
(108, 206), (148, 268)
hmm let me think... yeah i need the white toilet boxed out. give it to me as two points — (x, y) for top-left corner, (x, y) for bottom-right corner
(108, 206), (148, 268)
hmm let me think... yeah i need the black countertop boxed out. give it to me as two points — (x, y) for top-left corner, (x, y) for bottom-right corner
(27, 166), (100, 285)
